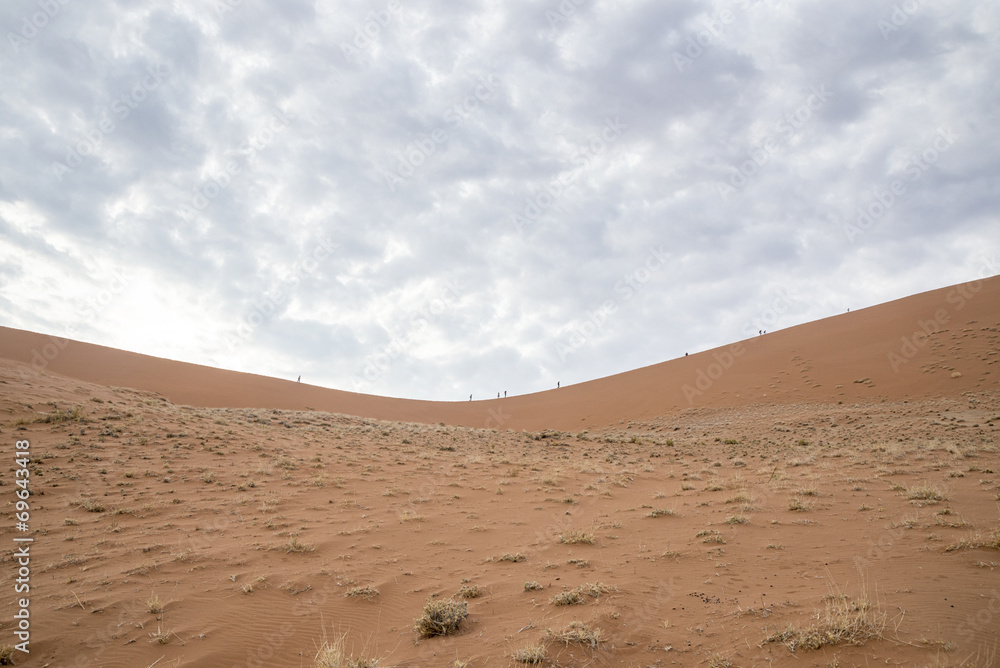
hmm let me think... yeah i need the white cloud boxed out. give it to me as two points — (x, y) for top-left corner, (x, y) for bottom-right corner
(1, 0), (997, 400)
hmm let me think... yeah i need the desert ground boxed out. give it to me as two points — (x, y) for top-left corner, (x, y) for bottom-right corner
(1, 276), (998, 667)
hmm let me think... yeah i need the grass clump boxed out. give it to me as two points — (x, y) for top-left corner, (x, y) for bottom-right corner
(551, 582), (614, 606)
(314, 633), (380, 668)
(724, 514), (748, 525)
(0, 645), (14, 665)
(146, 593), (163, 614)
(559, 530), (595, 545)
(513, 643), (546, 664)
(345, 586), (380, 600)
(696, 529), (725, 544)
(907, 484), (947, 503)
(551, 589), (585, 606)
(414, 598), (468, 638)
(547, 621), (603, 648)
(523, 581), (543, 591)
(457, 584), (482, 599)
(492, 552), (526, 562)
(646, 508), (676, 518)
(764, 591), (885, 652)
(787, 497), (812, 512)
(285, 536), (315, 553)
(80, 498), (105, 513)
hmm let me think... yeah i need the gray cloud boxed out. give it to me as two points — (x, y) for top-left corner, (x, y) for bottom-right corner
(1, 0), (997, 400)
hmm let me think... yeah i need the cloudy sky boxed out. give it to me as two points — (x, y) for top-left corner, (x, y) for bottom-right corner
(1, 0), (997, 401)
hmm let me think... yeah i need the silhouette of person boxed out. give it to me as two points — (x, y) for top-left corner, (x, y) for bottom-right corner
(557, 381), (560, 389)
(297, 375), (301, 382)
(504, 391), (507, 398)
(497, 392), (500, 398)
(469, 394), (472, 401)
(685, 352), (688, 356)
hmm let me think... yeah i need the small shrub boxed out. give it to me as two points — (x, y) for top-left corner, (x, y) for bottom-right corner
(414, 598), (468, 638)
(80, 498), (105, 513)
(345, 586), (379, 600)
(724, 514), (748, 525)
(559, 530), (595, 545)
(788, 497), (812, 512)
(457, 584), (482, 599)
(551, 589), (585, 606)
(907, 484), (946, 502)
(547, 621), (603, 648)
(523, 581), (543, 591)
(646, 508), (676, 518)
(513, 643), (546, 664)
(493, 552), (526, 562)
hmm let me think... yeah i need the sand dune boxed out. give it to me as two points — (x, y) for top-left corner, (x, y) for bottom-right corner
(0, 276), (998, 667)
(2, 274), (998, 432)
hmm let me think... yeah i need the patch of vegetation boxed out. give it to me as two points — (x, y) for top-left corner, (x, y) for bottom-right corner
(546, 621), (603, 648)
(492, 552), (526, 563)
(646, 508), (676, 518)
(314, 633), (380, 668)
(907, 484), (947, 502)
(787, 497), (812, 512)
(414, 598), (468, 638)
(523, 581), (543, 591)
(345, 586), (379, 599)
(764, 593), (885, 651)
(559, 530), (595, 545)
(513, 643), (546, 664)
(457, 584), (482, 599)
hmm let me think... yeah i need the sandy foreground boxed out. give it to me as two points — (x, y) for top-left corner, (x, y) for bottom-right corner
(0, 276), (998, 667)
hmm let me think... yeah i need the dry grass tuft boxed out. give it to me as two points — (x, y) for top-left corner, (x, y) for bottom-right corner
(787, 497), (812, 512)
(547, 621), (603, 648)
(146, 593), (163, 614)
(345, 586), (380, 600)
(314, 633), (380, 668)
(414, 598), (469, 638)
(0, 645), (13, 666)
(492, 552), (526, 562)
(559, 530), (595, 544)
(764, 591), (885, 651)
(512, 643), (546, 664)
(646, 508), (676, 518)
(523, 581), (543, 591)
(457, 584), (483, 599)
(907, 484), (947, 502)
(551, 589), (586, 606)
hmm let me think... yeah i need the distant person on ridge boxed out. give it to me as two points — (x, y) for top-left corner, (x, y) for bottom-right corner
(297, 375), (301, 382)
